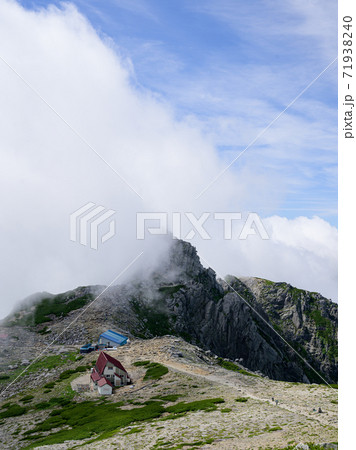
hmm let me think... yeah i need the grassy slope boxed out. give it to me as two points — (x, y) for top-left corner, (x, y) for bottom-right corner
(0, 337), (338, 450)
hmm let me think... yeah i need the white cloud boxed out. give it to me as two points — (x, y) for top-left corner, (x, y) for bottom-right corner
(189, 215), (337, 301)
(0, 1), (337, 318)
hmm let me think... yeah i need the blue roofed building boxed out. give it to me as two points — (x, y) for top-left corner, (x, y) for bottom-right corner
(98, 330), (128, 347)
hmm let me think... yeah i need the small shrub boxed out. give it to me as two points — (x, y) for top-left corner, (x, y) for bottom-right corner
(235, 397), (248, 403)
(34, 402), (52, 410)
(20, 395), (34, 403)
(166, 398), (224, 415)
(37, 327), (51, 335)
(123, 427), (143, 435)
(20, 434), (44, 441)
(265, 425), (282, 432)
(144, 400), (163, 405)
(0, 404), (27, 418)
(44, 382), (55, 389)
(48, 397), (72, 407)
(144, 362), (168, 380)
(59, 369), (77, 380)
(217, 358), (258, 377)
(0, 402), (13, 409)
(133, 361), (151, 367)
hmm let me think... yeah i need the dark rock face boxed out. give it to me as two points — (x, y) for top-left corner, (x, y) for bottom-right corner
(240, 277), (338, 383)
(129, 240), (338, 384)
(2, 239), (338, 384)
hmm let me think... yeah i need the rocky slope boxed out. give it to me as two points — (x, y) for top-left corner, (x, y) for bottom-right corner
(0, 336), (338, 450)
(1, 240), (338, 385)
(238, 277), (338, 383)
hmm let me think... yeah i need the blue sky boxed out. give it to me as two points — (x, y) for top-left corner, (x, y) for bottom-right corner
(0, 0), (338, 316)
(19, 0), (338, 225)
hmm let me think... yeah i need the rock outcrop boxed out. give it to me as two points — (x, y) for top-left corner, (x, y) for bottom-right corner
(1, 240), (338, 384)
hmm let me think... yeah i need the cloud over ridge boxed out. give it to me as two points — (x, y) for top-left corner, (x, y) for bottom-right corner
(0, 0), (337, 318)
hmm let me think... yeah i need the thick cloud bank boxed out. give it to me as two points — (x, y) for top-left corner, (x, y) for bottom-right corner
(0, 1), (337, 318)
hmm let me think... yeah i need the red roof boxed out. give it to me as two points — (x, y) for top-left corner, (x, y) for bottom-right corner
(90, 368), (101, 382)
(97, 377), (113, 387)
(95, 351), (127, 375)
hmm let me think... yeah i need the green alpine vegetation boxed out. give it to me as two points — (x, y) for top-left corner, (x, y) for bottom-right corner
(5, 290), (93, 327)
(21, 397), (225, 447)
(133, 360), (169, 380)
(217, 358), (259, 377)
(235, 397), (248, 403)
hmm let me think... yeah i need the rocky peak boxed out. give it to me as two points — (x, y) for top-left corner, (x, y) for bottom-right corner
(1, 240), (337, 385)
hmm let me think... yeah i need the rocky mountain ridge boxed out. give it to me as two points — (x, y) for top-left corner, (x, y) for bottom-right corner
(1, 240), (337, 384)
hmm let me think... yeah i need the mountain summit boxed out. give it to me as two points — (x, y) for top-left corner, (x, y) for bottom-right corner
(2, 240), (337, 384)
